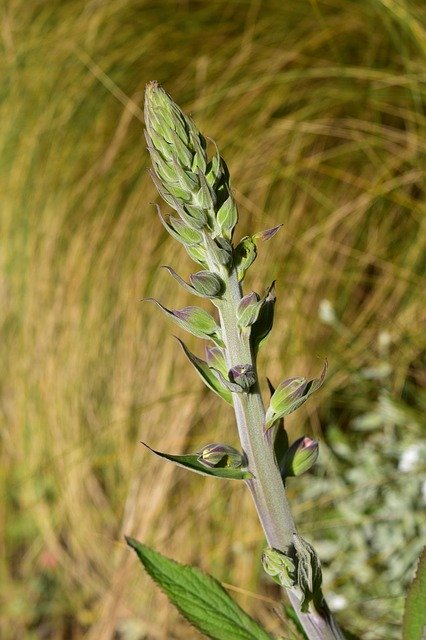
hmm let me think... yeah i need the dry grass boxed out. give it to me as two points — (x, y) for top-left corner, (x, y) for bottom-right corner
(0, 1), (425, 638)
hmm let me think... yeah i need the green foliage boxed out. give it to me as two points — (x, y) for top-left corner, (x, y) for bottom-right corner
(126, 538), (273, 640)
(143, 443), (252, 480)
(295, 317), (426, 639)
(403, 547), (426, 640)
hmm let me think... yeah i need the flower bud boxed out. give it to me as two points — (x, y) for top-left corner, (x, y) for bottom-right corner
(228, 364), (256, 391)
(262, 547), (296, 588)
(280, 436), (319, 477)
(190, 271), (224, 297)
(265, 361), (327, 429)
(237, 292), (262, 328)
(197, 443), (245, 469)
(216, 195), (238, 240)
(234, 236), (257, 281)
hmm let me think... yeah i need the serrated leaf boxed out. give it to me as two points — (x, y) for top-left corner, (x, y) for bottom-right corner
(143, 443), (252, 480)
(177, 338), (233, 405)
(126, 538), (272, 640)
(403, 547), (426, 640)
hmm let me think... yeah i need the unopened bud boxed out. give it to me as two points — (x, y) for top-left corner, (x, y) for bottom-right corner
(190, 271), (224, 297)
(237, 292), (262, 328)
(198, 443), (245, 469)
(228, 364), (256, 391)
(281, 437), (319, 477)
(262, 547), (296, 588)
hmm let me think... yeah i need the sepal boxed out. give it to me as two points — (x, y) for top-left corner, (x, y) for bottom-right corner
(143, 443), (253, 480)
(228, 365), (256, 391)
(234, 226), (282, 281)
(205, 346), (228, 376)
(156, 206), (203, 247)
(204, 234), (233, 268)
(253, 224), (282, 242)
(262, 548), (296, 589)
(212, 365), (256, 393)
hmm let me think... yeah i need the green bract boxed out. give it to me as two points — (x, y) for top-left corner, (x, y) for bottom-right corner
(144, 81), (238, 242)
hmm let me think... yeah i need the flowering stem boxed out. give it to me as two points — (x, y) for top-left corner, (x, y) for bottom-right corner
(144, 80), (346, 640)
(206, 244), (345, 640)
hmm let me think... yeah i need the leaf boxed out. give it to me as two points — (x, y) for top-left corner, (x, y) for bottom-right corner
(177, 338), (233, 404)
(403, 546), (426, 640)
(126, 538), (273, 640)
(143, 443), (253, 480)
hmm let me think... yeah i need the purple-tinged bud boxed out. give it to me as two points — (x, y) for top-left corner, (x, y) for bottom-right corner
(228, 364), (256, 391)
(190, 271), (224, 297)
(237, 292), (262, 328)
(265, 361), (327, 429)
(205, 346), (228, 376)
(280, 437), (319, 477)
(197, 443), (246, 469)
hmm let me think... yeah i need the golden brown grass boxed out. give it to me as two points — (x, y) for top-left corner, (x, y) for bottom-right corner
(0, 1), (425, 638)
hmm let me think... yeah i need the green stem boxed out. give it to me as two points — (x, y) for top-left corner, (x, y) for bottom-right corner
(213, 258), (345, 640)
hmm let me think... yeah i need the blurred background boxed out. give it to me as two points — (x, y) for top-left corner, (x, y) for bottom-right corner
(1, 1), (425, 638)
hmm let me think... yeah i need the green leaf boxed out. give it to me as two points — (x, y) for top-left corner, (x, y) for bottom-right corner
(143, 443), (253, 480)
(126, 538), (273, 640)
(403, 546), (426, 640)
(177, 338), (233, 404)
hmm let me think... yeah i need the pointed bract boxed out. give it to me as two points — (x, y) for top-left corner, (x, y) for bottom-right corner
(176, 339), (233, 404)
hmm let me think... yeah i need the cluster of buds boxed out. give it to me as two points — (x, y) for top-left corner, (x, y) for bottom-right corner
(145, 81), (238, 270)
